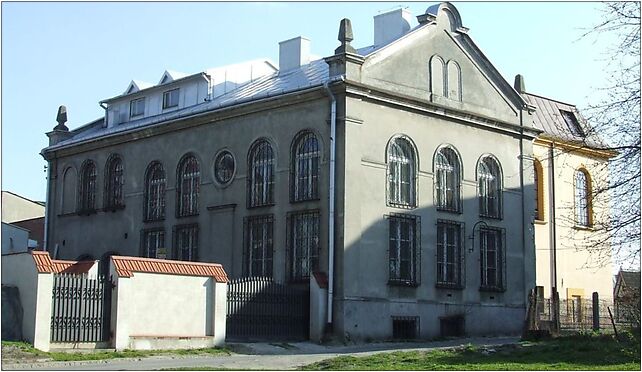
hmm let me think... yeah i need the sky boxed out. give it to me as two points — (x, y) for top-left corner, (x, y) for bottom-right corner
(2, 1), (615, 202)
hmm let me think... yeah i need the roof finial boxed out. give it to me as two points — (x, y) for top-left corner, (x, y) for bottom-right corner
(54, 105), (69, 131)
(335, 18), (356, 54)
(514, 74), (526, 94)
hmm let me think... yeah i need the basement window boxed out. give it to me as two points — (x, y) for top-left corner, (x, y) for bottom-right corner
(560, 110), (584, 137)
(440, 315), (464, 338)
(392, 316), (419, 340)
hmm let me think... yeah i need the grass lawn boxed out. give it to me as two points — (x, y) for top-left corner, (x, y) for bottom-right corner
(1, 340), (230, 362)
(302, 333), (641, 371)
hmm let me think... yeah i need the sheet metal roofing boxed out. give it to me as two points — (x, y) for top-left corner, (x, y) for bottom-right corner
(111, 255), (228, 282)
(523, 92), (606, 149)
(46, 59), (330, 151)
(31, 250), (95, 274)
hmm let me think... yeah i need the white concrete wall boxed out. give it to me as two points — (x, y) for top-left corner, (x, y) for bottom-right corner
(111, 270), (226, 350)
(1, 253), (53, 351)
(1, 192), (45, 223)
(533, 142), (613, 301)
(1, 223), (29, 254)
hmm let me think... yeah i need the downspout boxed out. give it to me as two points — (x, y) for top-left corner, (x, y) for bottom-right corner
(99, 102), (108, 127)
(323, 80), (337, 327)
(548, 143), (558, 291)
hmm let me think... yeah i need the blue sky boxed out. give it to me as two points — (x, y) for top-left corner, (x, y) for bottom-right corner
(2, 1), (613, 201)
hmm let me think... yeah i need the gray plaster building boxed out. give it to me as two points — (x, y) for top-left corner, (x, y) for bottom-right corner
(41, 3), (540, 340)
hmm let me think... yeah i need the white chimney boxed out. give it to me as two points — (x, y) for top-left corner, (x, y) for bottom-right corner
(279, 36), (311, 71)
(374, 8), (413, 46)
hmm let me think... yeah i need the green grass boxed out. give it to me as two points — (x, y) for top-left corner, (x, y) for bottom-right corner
(1, 341), (230, 362)
(302, 333), (641, 371)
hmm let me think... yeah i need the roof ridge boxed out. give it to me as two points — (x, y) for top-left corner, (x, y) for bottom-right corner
(523, 91), (577, 107)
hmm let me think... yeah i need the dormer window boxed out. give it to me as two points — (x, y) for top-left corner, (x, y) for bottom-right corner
(560, 110), (584, 137)
(130, 98), (145, 118)
(163, 88), (179, 109)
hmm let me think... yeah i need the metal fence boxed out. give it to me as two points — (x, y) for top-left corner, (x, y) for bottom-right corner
(538, 297), (613, 331)
(50, 274), (112, 343)
(226, 277), (309, 341)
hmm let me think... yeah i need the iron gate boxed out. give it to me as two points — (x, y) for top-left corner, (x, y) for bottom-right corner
(51, 273), (112, 343)
(226, 277), (309, 341)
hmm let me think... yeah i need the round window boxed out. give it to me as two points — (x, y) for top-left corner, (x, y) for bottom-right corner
(214, 151), (235, 185)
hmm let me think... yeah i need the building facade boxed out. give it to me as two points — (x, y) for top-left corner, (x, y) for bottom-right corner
(42, 3), (612, 340)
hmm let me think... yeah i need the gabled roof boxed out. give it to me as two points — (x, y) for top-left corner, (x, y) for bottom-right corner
(124, 80), (154, 95)
(523, 92), (607, 149)
(158, 70), (188, 85)
(111, 255), (228, 283)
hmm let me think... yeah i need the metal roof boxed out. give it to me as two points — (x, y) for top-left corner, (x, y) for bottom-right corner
(523, 92), (606, 149)
(111, 255), (228, 283)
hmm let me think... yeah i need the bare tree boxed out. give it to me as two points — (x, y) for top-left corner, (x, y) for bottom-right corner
(580, 2), (640, 269)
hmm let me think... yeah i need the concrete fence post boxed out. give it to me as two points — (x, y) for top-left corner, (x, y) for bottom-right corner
(33, 273), (53, 352)
(212, 281), (227, 346)
(592, 292), (600, 331)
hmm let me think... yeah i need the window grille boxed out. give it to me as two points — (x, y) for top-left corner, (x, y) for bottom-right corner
(162, 88), (179, 109)
(477, 156), (502, 219)
(386, 213), (421, 286)
(435, 147), (461, 212)
(244, 214), (274, 277)
(247, 140), (274, 207)
(176, 155), (199, 217)
(214, 150), (235, 185)
(479, 227), (506, 291)
(387, 137), (416, 208)
(104, 155), (124, 210)
(292, 132), (320, 202)
(144, 161), (166, 221)
(173, 224), (198, 261)
(436, 220), (464, 288)
(78, 160), (97, 213)
(288, 210), (320, 281)
(130, 97), (145, 118)
(575, 170), (591, 226)
(141, 228), (166, 259)
(392, 316), (419, 340)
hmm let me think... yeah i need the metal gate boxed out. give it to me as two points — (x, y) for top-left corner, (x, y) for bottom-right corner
(51, 273), (112, 343)
(226, 277), (309, 341)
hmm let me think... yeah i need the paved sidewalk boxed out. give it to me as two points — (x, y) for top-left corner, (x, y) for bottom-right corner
(2, 336), (520, 370)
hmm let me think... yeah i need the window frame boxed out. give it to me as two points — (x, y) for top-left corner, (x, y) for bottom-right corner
(140, 228), (166, 259)
(386, 213), (421, 287)
(244, 214), (274, 278)
(129, 97), (145, 118)
(176, 154), (200, 218)
(436, 219), (465, 289)
(172, 223), (199, 261)
(477, 156), (502, 219)
(434, 147), (462, 213)
(214, 150), (236, 186)
(162, 88), (180, 109)
(574, 168), (593, 227)
(386, 136), (417, 209)
(104, 154), (125, 211)
(479, 226), (506, 292)
(247, 140), (275, 208)
(291, 131), (321, 203)
(144, 161), (166, 222)
(78, 160), (97, 214)
(287, 210), (321, 282)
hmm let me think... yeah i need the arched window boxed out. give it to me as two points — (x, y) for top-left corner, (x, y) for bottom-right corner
(78, 160), (97, 213)
(435, 147), (461, 212)
(248, 140), (275, 207)
(477, 156), (502, 218)
(447, 61), (462, 101)
(430, 55), (446, 97)
(387, 136), (416, 208)
(533, 159), (544, 221)
(61, 166), (77, 214)
(176, 154), (200, 217)
(104, 154), (124, 209)
(292, 131), (320, 202)
(144, 161), (166, 221)
(575, 169), (592, 227)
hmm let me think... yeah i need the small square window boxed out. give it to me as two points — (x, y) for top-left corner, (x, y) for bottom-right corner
(130, 98), (145, 118)
(163, 88), (179, 109)
(560, 110), (584, 137)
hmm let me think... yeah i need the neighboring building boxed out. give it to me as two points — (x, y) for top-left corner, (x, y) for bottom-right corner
(41, 2), (616, 340)
(2, 191), (45, 223)
(614, 270), (641, 325)
(11, 217), (45, 250)
(1, 222), (33, 254)
(519, 81), (616, 302)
